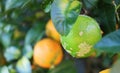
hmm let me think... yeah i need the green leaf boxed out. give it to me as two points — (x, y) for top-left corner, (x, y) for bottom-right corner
(3, 24), (15, 33)
(1, 33), (12, 48)
(44, 2), (52, 13)
(94, 30), (120, 53)
(0, 22), (4, 29)
(4, 46), (21, 62)
(8, 64), (17, 73)
(0, 2), (2, 13)
(82, 0), (98, 10)
(91, 1), (116, 34)
(0, 66), (9, 73)
(41, 0), (53, 9)
(23, 44), (33, 59)
(49, 60), (77, 73)
(110, 59), (120, 73)
(103, 0), (113, 4)
(0, 24), (15, 48)
(115, 0), (120, 6)
(0, 22), (4, 36)
(25, 22), (45, 45)
(16, 56), (32, 73)
(5, 0), (31, 11)
(51, 0), (81, 36)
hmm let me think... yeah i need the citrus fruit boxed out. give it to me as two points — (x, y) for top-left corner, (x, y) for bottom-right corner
(46, 19), (60, 42)
(99, 69), (110, 73)
(61, 15), (102, 58)
(33, 38), (63, 68)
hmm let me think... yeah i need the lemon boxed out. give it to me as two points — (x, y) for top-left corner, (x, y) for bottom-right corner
(61, 15), (102, 58)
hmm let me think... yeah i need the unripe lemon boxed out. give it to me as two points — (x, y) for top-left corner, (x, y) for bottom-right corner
(61, 15), (102, 58)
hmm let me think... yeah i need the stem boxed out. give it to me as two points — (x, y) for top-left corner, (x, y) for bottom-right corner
(116, 4), (120, 10)
(113, 1), (120, 28)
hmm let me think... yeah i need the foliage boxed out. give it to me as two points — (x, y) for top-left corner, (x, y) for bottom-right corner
(51, 0), (82, 36)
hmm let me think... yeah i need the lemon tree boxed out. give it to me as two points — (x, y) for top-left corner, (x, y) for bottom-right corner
(0, 0), (120, 73)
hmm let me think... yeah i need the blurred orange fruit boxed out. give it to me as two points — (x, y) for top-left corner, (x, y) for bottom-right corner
(99, 69), (110, 73)
(46, 20), (60, 42)
(33, 38), (63, 68)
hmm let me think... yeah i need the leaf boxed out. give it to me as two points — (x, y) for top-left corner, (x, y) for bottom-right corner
(0, 22), (4, 38)
(4, 46), (21, 62)
(0, 24), (15, 48)
(49, 60), (77, 73)
(25, 22), (45, 45)
(5, 0), (31, 11)
(16, 56), (32, 73)
(110, 59), (120, 73)
(0, 33), (12, 48)
(94, 29), (120, 53)
(90, 1), (116, 34)
(0, 3), (2, 13)
(8, 64), (17, 73)
(115, 0), (120, 6)
(51, 0), (81, 36)
(82, 0), (98, 10)
(3, 24), (15, 33)
(41, 0), (53, 9)
(44, 2), (52, 13)
(103, 0), (113, 4)
(0, 22), (4, 30)
(22, 44), (33, 59)
(0, 66), (9, 73)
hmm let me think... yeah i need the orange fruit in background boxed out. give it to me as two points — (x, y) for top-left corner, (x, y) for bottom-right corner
(33, 38), (63, 68)
(99, 69), (110, 73)
(46, 20), (60, 42)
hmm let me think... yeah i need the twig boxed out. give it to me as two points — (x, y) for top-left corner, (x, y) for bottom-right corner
(113, 1), (120, 28)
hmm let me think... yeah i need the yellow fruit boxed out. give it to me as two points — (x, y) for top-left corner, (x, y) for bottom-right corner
(99, 69), (110, 73)
(46, 20), (60, 42)
(33, 38), (63, 68)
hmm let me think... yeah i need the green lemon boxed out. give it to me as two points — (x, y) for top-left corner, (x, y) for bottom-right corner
(61, 15), (102, 58)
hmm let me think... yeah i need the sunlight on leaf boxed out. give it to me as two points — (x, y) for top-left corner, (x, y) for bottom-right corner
(16, 56), (32, 73)
(4, 46), (21, 62)
(0, 66), (9, 73)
